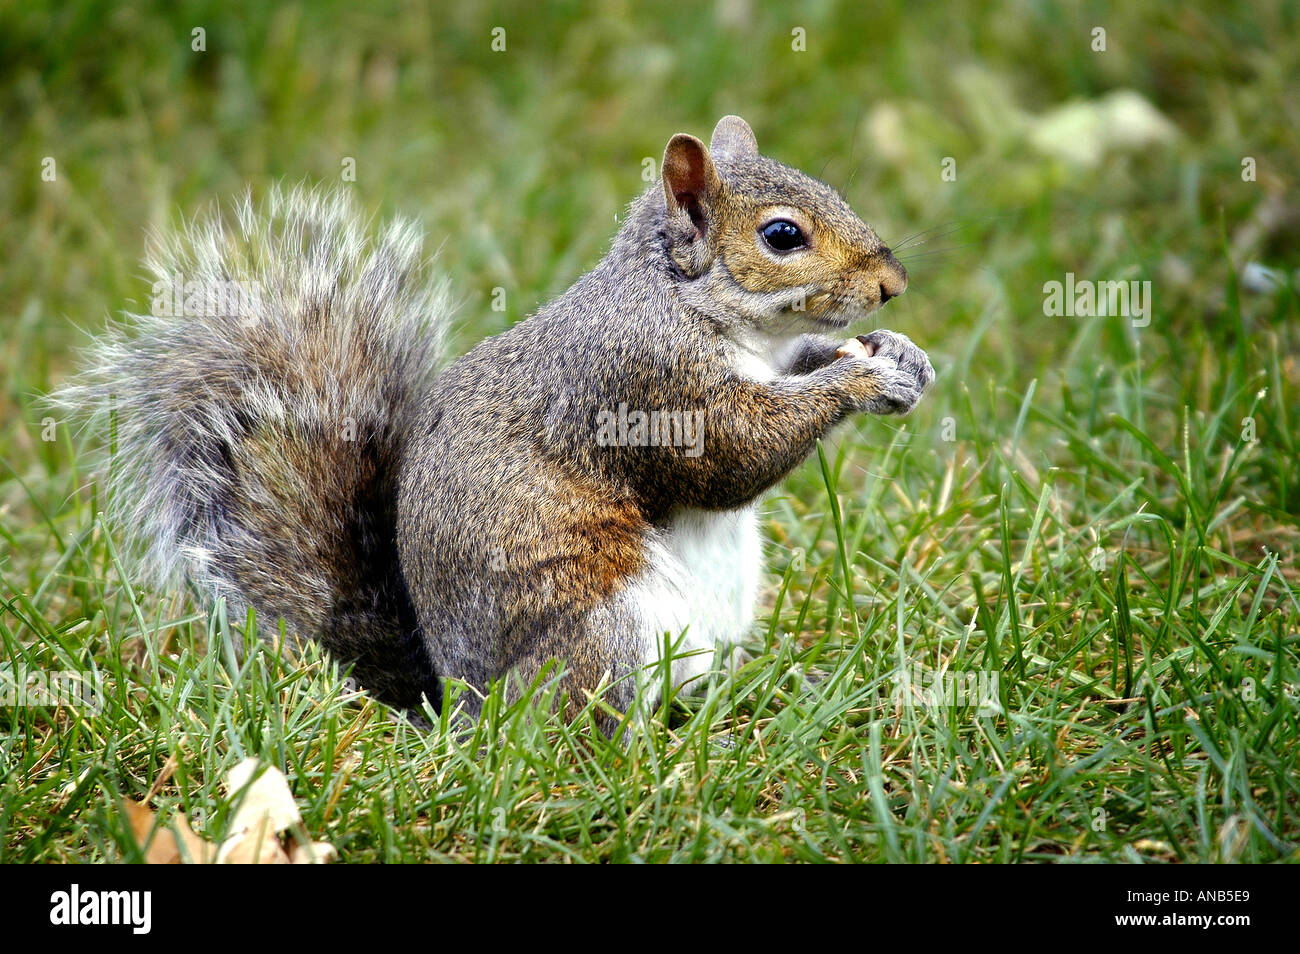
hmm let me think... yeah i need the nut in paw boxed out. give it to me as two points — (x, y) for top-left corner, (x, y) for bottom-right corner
(835, 337), (876, 360)
(858, 329), (936, 396)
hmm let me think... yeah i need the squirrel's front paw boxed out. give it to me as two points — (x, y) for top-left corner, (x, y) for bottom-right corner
(836, 329), (935, 416)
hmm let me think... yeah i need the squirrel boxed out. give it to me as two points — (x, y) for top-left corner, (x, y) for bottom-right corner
(61, 115), (934, 732)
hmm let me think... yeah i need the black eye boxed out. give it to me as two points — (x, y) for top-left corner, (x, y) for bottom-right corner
(760, 219), (806, 252)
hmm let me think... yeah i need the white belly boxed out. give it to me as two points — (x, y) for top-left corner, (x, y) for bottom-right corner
(620, 506), (764, 691)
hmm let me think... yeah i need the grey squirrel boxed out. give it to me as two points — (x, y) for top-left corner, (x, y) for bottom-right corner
(62, 115), (934, 730)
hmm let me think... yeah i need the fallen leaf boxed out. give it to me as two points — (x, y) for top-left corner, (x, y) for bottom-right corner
(224, 758), (300, 834)
(1027, 90), (1179, 167)
(291, 841), (339, 865)
(123, 799), (216, 864)
(218, 817), (292, 864)
(123, 760), (336, 864)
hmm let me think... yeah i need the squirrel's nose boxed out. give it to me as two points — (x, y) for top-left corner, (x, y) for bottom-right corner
(876, 249), (908, 304)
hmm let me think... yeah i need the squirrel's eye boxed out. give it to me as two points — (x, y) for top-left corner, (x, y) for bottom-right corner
(760, 220), (807, 253)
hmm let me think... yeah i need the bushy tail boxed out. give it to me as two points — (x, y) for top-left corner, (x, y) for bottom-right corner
(58, 185), (450, 709)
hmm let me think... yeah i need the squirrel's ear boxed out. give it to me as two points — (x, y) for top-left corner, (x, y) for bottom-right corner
(709, 115), (758, 160)
(662, 133), (722, 237)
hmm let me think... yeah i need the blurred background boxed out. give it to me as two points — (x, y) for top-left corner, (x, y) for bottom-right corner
(1, 0), (1297, 513)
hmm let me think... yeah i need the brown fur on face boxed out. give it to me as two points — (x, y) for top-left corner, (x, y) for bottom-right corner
(661, 117), (907, 330)
(717, 188), (907, 316)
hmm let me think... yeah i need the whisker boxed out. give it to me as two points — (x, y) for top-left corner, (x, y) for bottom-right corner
(840, 116), (859, 193)
(893, 222), (969, 251)
(895, 243), (977, 262)
(845, 162), (862, 193)
(892, 220), (965, 249)
(892, 213), (1021, 252)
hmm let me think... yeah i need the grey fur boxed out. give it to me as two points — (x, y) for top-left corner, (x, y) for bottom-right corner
(56, 185), (450, 708)
(55, 116), (934, 732)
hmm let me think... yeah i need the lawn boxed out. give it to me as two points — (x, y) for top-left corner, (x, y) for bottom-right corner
(1, 0), (1297, 862)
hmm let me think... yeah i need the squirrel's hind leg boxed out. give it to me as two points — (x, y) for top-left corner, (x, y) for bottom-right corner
(497, 603), (646, 739)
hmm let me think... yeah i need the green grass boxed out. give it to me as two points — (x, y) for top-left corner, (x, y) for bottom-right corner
(2, 0), (1298, 862)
